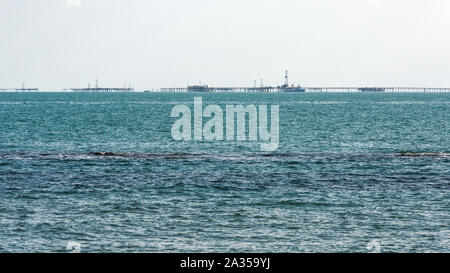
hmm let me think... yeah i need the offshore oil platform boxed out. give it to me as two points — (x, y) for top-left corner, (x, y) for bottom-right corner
(159, 70), (450, 93)
(279, 70), (306, 92)
(67, 79), (134, 92)
(161, 71), (305, 93)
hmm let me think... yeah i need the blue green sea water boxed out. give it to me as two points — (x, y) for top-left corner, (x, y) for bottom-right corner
(0, 92), (448, 252)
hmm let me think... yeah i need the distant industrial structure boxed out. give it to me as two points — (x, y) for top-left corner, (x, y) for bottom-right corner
(0, 83), (39, 92)
(159, 71), (450, 93)
(160, 86), (450, 93)
(279, 70), (306, 92)
(67, 79), (134, 92)
(2, 73), (450, 93)
(161, 71), (303, 93)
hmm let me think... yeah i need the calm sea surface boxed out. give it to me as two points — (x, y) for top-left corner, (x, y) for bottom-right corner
(0, 92), (449, 252)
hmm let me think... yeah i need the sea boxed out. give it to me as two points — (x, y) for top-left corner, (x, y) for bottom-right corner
(0, 92), (448, 252)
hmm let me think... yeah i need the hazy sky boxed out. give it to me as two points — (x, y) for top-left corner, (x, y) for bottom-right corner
(1, 0), (449, 90)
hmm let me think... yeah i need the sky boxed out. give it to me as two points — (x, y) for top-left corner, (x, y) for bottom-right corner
(0, 0), (449, 90)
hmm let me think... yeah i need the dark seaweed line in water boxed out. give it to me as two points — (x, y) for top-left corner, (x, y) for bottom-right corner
(0, 151), (449, 160)
(88, 151), (450, 158)
(397, 152), (450, 157)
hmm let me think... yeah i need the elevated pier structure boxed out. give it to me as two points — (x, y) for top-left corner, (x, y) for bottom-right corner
(158, 86), (450, 93)
(15, 88), (39, 92)
(159, 71), (450, 93)
(384, 87), (450, 93)
(0, 88), (39, 92)
(304, 87), (450, 93)
(69, 87), (134, 92)
(161, 86), (276, 93)
(1, 83), (39, 92)
(68, 79), (134, 92)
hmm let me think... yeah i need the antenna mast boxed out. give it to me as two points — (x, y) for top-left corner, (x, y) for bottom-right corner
(284, 70), (289, 86)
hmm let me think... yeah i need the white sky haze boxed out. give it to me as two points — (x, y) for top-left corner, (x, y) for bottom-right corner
(0, 0), (449, 90)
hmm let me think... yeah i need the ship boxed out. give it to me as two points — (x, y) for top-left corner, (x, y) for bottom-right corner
(279, 70), (305, 92)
